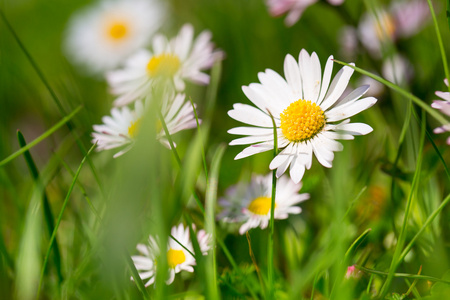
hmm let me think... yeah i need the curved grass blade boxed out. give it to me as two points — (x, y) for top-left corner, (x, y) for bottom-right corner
(357, 265), (450, 284)
(0, 106), (82, 167)
(17, 131), (63, 284)
(333, 60), (449, 126)
(36, 143), (96, 299)
(204, 144), (226, 300)
(344, 228), (371, 262)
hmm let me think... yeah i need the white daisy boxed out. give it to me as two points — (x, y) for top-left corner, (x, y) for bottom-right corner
(267, 0), (344, 27)
(357, 0), (429, 57)
(228, 49), (377, 183)
(431, 79), (450, 144)
(131, 224), (211, 286)
(92, 100), (145, 158)
(158, 93), (199, 149)
(92, 93), (198, 157)
(64, 0), (165, 74)
(107, 23), (223, 106)
(219, 173), (309, 235)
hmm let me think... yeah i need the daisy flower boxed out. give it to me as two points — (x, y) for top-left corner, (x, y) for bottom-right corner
(107, 23), (223, 106)
(92, 93), (198, 157)
(92, 100), (145, 158)
(431, 79), (450, 144)
(219, 173), (309, 235)
(228, 49), (377, 183)
(357, 0), (429, 57)
(64, 0), (165, 74)
(131, 224), (211, 286)
(267, 0), (344, 27)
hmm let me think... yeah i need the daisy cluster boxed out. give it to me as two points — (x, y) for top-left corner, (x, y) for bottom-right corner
(65, 0), (222, 286)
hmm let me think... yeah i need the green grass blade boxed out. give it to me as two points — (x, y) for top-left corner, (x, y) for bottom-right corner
(333, 60), (449, 126)
(204, 144), (226, 300)
(426, 0), (450, 93)
(267, 111), (278, 300)
(344, 228), (371, 262)
(125, 251), (150, 300)
(399, 192), (450, 263)
(0, 106), (83, 167)
(380, 110), (427, 298)
(357, 265), (450, 284)
(17, 131), (63, 284)
(447, 0), (450, 33)
(36, 143), (96, 299)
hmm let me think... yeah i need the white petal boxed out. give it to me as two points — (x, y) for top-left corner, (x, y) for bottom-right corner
(320, 64), (355, 111)
(228, 104), (273, 127)
(326, 97), (377, 122)
(284, 54), (302, 99)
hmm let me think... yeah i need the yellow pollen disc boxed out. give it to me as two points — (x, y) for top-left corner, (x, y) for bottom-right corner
(107, 22), (128, 40)
(375, 14), (396, 40)
(248, 197), (275, 215)
(147, 53), (181, 77)
(280, 99), (325, 142)
(167, 249), (186, 268)
(128, 119), (141, 138)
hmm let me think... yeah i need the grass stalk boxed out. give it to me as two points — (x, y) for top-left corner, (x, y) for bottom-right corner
(426, 0), (450, 93)
(356, 265), (450, 284)
(333, 60), (450, 126)
(267, 111), (278, 300)
(379, 110), (427, 298)
(17, 131), (63, 284)
(36, 144), (96, 299)
(0, 106), (82, 167)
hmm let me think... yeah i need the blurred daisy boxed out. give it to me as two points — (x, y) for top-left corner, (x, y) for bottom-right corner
(92, 100), (145, 157)
(107, 24), (223, 106)
(219, 173), (309, 234)
(358, 0), (429, 57)
(228, 49), (377, 183)
(381, 54), (413, 85)
(267, 0), (344, 27)
(65, 0), (164, 74)
(131, 224), (211, 286)
(431, 79), (450, 144)
(92, 93), (198, 156)
(158, 93), (199, 148)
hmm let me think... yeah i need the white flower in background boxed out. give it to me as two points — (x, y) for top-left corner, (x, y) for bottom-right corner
(92, 93), (198, 156)
(65, 0), (164, 74)
(431, 79), (450, 144)
(357, 75), (385, 98)
(228, 50), (377, 183)
(158, 93), (199, 148)
(357, 0), (429, 57)
(381, 54), (413, 85)
(267, 0), (344, 27)
(107, 24), (223, 106)
(219, 173), (309, 234)
(92, 100), (145, 157)
(131, 224), (211, 286)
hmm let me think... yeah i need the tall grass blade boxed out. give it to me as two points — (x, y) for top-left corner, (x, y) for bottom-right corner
(0, 106), (82, 167)
(204, 144), (226, 300)
(356, 265), (450, 284)
(17, 131), (63, 284)
(333, 60), (449, 126)
(36, 143), (96, 299)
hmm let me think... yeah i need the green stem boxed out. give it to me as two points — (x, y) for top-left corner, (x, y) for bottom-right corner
(333, 60), (450, 126)
(379, 110), (427, 298)
(36, 144), (96, 299)
(126, 251), (150, 299)
(189, 97), (209, 180)
(17, 131), (63, 284)
(426, 0), (450, 93)
(0, 106), (82, 167)
(357, 265), (450, 284)
(267, 111), (279, 300)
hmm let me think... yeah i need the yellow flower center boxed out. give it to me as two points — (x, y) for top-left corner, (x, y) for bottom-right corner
(107, 21), (128, 40)
(128, 119), (141, 138)
(248, 197), (275, 215)
(375, 13), (396, 41)
(167, 249), (186, 268)
(280, 99), (325, 142)
(147, 53), (181, 77)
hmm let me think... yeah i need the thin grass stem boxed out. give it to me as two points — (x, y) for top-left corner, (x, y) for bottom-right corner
(379, 110), (427, 298)
(36, 144), (96, 299)
(0, 106), (82, 167)
(356, 265), (450, 284)
(189, 97), (208, 180)
(426, 0), (450, 93)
